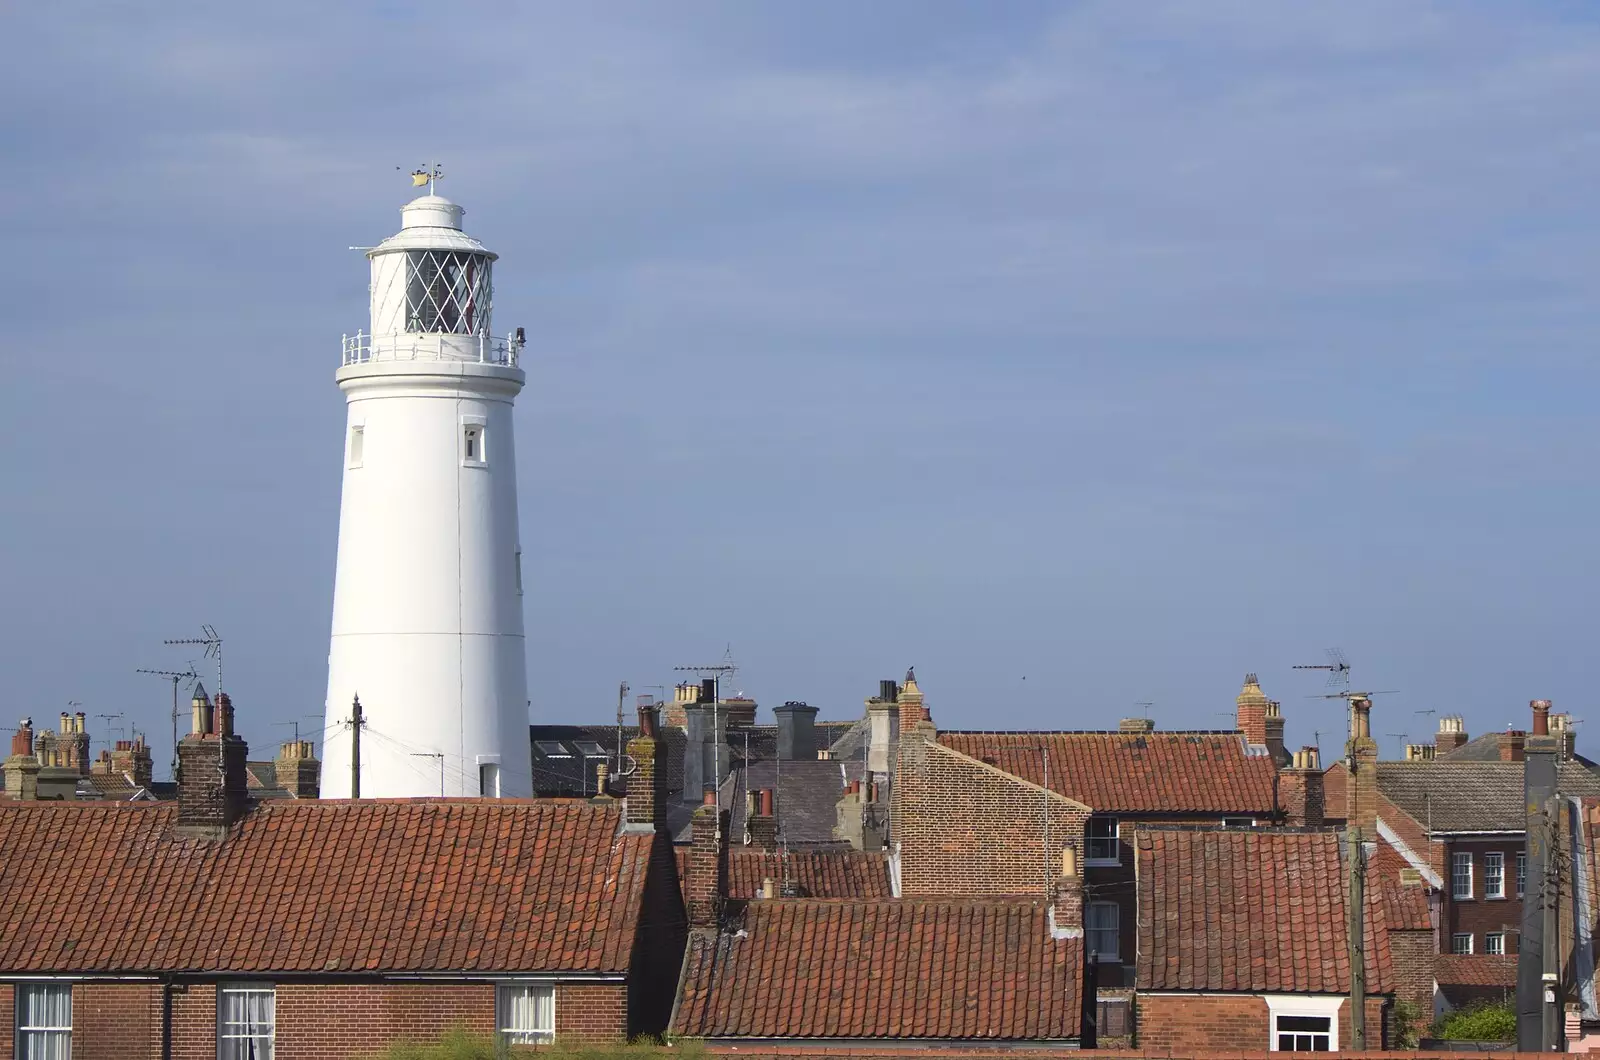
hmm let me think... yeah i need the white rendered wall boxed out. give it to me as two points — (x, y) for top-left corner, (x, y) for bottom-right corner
(322, 360), (532, 798)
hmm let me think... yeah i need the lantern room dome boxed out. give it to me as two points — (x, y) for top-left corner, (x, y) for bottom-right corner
(401, 194), (464, 231)
(368, 193), (496, 260)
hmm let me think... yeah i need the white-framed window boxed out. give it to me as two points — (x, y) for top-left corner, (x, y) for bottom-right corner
(1486, 932), (1505, 956)
(1266, 996), (1341, 1052)
(1517, 851), (1527, 898)
(1276, 1015), (1332, 1052)
(1086, 817), (1120, 864)
(1484, 852), (1505, 898)
(461, 416), (487, 467)
(1451, 933), (1474, 955)
(217, 982), (275, 1060)
(15, 982), (72, 1059)
(1086, 901), (1120, 962)
(1222, 817), (1255, 830)
(480, 762), (501, 798)
(1452, 851), (1473, 900)
(497, 982), (555, 1045)
(347, 424), (365, 469)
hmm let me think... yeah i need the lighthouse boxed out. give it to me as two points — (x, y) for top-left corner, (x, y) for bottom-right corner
(322, 183), (532, 799)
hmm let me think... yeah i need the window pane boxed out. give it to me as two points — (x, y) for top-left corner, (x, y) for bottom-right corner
(17, 983), (72, 1060)
(1452, 852), (1473, 898)
(498, 984), (554, 1044)
(218, 984), (275, 1060)
(1517, 851), (1527, 897)
(1087, 817), (1119, 860)
(1485, 853), (1504, 897)
(405, 251), (492, 335)
(1278, 1016), (1332, 1032)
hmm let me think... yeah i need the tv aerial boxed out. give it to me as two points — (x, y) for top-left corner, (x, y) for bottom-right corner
(1293, 647), (1351, 688)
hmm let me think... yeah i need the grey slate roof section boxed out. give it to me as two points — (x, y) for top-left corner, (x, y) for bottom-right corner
(1437, 731), (1600, 768)
(722, 758), (850, 848)
(1377, 761), (1600, 833)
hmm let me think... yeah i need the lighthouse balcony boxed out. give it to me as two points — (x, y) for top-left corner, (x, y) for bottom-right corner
(341, 330), (522, 368)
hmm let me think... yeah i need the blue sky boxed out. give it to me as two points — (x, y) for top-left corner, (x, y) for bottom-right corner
(4, 2), (1599, 770)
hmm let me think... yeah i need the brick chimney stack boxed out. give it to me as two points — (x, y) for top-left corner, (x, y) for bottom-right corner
(1279, 746), (1325, 827)
(1436, 715), (1468, 754)
(1236, 674), (1270, 748)
(97, 736), (155, 789)
(4, 718), (40, 801)
(625, 703), (667, 830)
(774, 702), (819, 761)
(747, 788), (778, 850)
(1263, 699), (1289, 767)
(1345, 697), (1379, 838)
(274, 739), (321, 799)
(176, 687), (249, 838)
(686, 798), (729, 928)
(1498, 729), (1527, 763)
(1053, 844), (1084, 928)
(897, 668), (928, 734)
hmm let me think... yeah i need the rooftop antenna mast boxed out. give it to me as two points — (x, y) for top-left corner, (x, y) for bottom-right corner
(674, 649), (740, 817)
(164, 625), (222, 699)
(136, 665), (199, 779)
(1385, 732), (1410, 759)
(1293, 647), (1351, 688)
(615, 681), (629, 782)
(96, 713), (126, 744)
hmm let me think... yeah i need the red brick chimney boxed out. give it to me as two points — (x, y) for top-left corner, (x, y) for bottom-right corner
(686, 796), (729, 928)
(1236, 674), (1270, 747)
(1278, 746), (1325, 827)
(1435, 715), (1468, 754)
(1497, 729), (1526, 763)
(1346, 696), (1379, 838)
(176, 688), (249, 838)
(9, 718), (32, 758)
(897, 668), (929, 734)
(747, 788), (778, 850)
(625, 703), (666, 830)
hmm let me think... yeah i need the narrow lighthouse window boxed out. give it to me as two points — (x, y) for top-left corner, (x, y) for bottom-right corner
(348, 425), (365, 468)
(463, 426), (485, 465)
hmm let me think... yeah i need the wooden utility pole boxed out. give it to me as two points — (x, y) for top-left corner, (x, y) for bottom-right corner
(1348, 827), (1367, 1050)
(350, 694), (364, 799)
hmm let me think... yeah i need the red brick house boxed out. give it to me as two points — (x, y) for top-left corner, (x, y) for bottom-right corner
(1134, 827), (1394, 1051)
(892, 674), (1309, 991)
(670, 795), (1086, 1046)
(0, 693), (686, 1058)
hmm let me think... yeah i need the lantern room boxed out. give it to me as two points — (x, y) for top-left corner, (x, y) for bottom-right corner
(366, 194), (497, 342)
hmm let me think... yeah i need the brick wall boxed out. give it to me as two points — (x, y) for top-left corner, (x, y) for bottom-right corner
(1136, 994), (1387, 1052)
(1390, 928), (1437, 1018)
(1137, 994), (1269, 1051)
(629, 828), (690, 1038)
(0, 977), (627, 1058)
(894, 724), (1090, 899)
(1441, 838), (1523, 953)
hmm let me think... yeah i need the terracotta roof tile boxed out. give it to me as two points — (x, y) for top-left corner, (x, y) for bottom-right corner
(1135, 828), (1394, 994)
(672, 898), (1082, 1040)
(673, 846), (892, 899)
(938, 731), (1277, 814)
(1436, 954), (1517, 988)
(0, 799), (650, 974)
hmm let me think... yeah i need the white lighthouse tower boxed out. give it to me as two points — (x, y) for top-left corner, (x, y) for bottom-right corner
(322, 182), (532, 799)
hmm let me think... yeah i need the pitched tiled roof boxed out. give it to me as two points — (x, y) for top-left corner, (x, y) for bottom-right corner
(673, 846), (892, 899)
(672, 898), (1082, 1040)
(938, 731), (1278, 814)
(1136, 828), (1394, 994)
(1435, 954), (1517, 988)
(1377, 761), (1600, 833)
(1377, 878), (1432, 931)
(0, 799), (652, 974)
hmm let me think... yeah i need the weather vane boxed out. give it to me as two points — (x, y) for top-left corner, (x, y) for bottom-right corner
(400, 162), (443, 193)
